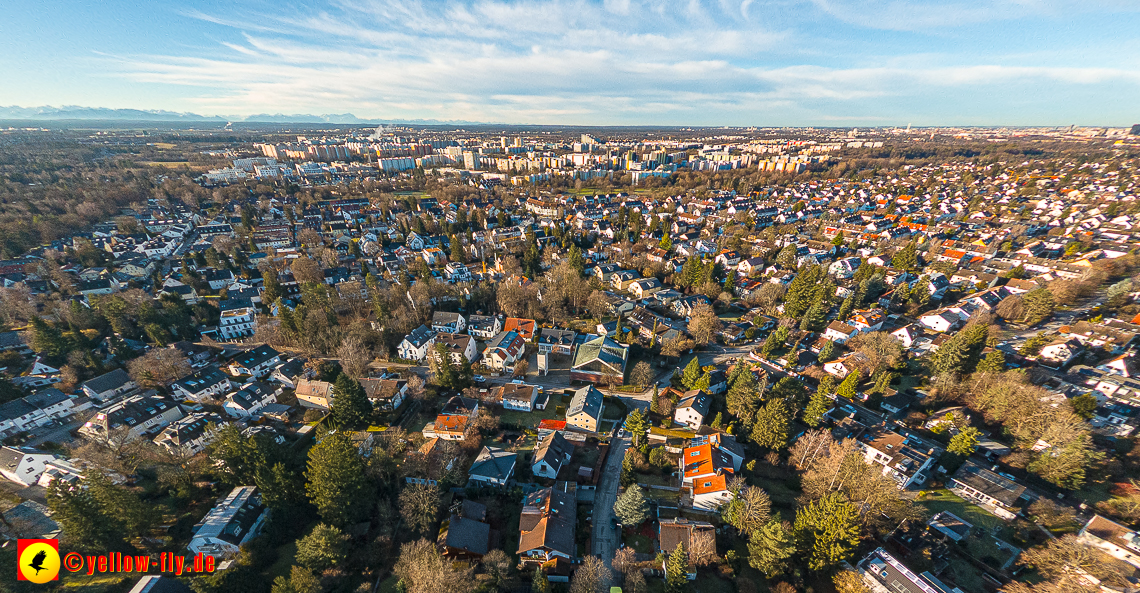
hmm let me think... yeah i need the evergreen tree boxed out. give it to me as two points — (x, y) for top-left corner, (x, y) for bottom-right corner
(723, 272), (735, 292)
(29, 316), (69, 360)
(658, 234), (673, 252)
(870, 371), (896, 395)
(625, 409), (649, 448)
(803, 379), (834, 428)
(531, 569), (550, 593)
(784, 265), (823, 318)
(947, 427), (981, 457)
(613, 486), (650, 526)
(262, 272), (283, 304)
(665, 543), (688, 593)
(567, 244), (585, 276)
(711, 412), (724, 429)
(1022, 287), (1056, 325)
(835, 370), (861, 400)
(750, 398), (791, 450)
(331, 374), (372, 429)
(793, 492), (861, 571)
(748, 519), (796, 577)
(837, 293), (856, 321)
(894, 242), (918, 272)
(650, 384), (662, 415)
(692, 372), (711, 392)
(305, 432), (371, 527)
(681, 357), (702, 390)
(800, 299), (827, 332)
(976, 349), (1006, 373)
(726, 366), (761, 427)
(930, 324), (987, 376)
(47, 478), (126, 552)
(818, 339), (837, 363)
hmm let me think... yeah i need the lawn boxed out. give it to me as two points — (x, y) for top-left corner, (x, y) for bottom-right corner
(919, 489), (1012, 538)
(376, 574), (402, 593)
(624, 532), (655, 554)
(499, 405), (562, 429)
(263, 534), (301, 582)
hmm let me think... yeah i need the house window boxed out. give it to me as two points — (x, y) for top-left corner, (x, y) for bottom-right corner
(703, 482), (712, 488)
(690, 451), (700, 457)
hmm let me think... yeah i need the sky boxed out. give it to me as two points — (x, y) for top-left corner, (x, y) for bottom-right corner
(1, 0), (1139, 126)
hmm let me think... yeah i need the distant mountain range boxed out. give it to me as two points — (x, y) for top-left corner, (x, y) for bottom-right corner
(0, 105), (480, 125)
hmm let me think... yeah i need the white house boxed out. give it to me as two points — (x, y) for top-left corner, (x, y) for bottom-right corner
(171, 366), (232, 402)
(434, 333), (478, 364)
(218, 307), (256, 340)
(467, 446), (517, 487)
(360, 378), (408, 411)
(1078, 515), (1140, 570)
(466, 315), (502, 340)
(223, 382), (281, 418)
(823, 321), (859, 344)
(431, 311), (467, 334)
(1038, 338), (1084, 367)
(532, 431), (573, 479)
(0, 446), (57, 486)
(674, 390), (711, 430)
(499, 382), (540, 412)
(80, 368), (137, 402)
(227, 345), (281, 378)
(397, 325), (437, 361)
(188, 486), (269, 557)
(919, 310), (960, 333)
(154, 412), (226, 455)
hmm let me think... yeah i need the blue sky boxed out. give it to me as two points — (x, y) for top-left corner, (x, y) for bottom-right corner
(2, 0), (1138, 125)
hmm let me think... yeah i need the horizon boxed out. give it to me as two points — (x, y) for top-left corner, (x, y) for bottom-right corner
(2, 1), (1139, 126)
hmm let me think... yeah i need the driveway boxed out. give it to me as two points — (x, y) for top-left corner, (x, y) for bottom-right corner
(591, 433), (630, 569)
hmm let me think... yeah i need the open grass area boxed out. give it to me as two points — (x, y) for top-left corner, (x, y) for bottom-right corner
(376, 574), (401, 593)
(919, 488), (1012, 538)
(625, 532), (655, 553)
(264, 538), (300, 582)
(499, 405), (562, 429)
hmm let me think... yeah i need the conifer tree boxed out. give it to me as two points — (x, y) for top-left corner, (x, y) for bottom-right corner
(793, 492), (861, 571)
(613, 485), (650, 526)
(681, 357), (702, 390)
(836, 370), (861, 400)
(665, 543), (688, 593)
(818, 339), (837, 363)
(750, 398), (791, 450)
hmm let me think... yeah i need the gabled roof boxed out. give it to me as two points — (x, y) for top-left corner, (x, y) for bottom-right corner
(81, 368), (132, 394)
(469, 446), (517, 482)
(567, 385), (604, 420)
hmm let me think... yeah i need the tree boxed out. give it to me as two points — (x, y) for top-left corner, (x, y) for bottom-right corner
(331, 373), (372, 429)
(750, 398), (791, 450)
(893, 242), (918, 272)
(976, 349), (1006, 373)
(836, 293), (856, 322)
(614, 485), (650, 526)
(1022, 287), (1055, 325)
(569, 556), (612, 593)
(848, 331), (904, 375)
(631, 361), (654, 388)
(818, 339), (837, 363)
(784, 264), (823, 318)
(127, 347), (192, 389)
(28, 316), (69, 360)
(803, 378), (834, 428)
(833, 570), (872, 593)
(531, 568), (550, 593)
(393, 538), (475, 593)
(291, 256), (324, 285)
(681, 357), (702, 390)
(688, 303), (722, 345)
(482, 549), (512, 590)
(47, 479), (125, 551)
(1069, 392), (1098, 420)
(747, 519), (795, 577)
(336, 334), (372, 379)
(947, 427), (981, 457)
(625, 408), (649, 448)
(800, 299), (827, 332)
(400, 483), (442, 534)
(793, 492), (861, 571)
(272, 566), (322, 593)
(995, 295), (1026, 321)
(835, 370), (861, 400)
(929, 323), (988, 376)
(722, 486), (771, 537)
(305, 431), (370, 527)
(726, 366), (762, 427)
(665, 543), (688, 593)
(295, 523), (348, 572)
(776, 244), (797, 268)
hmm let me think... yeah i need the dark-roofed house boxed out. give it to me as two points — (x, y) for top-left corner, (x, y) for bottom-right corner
(223, 382), (282, 419)
(658, 517), (715, 580)
(359, 378), (408, 411)
(227, 345), (281, 378)
(0, 388), (89, 438)
(948, 461), (1029, 520)
(397, 325), (437, 361)
(80, 393), (184, 441)
(857, 547), (960, 593)
(0, 446), (57, 486)
(565, 385), (604, 433)
(154, 412), (227, 454)
(674, 390), (711, 430)
(423, 396), (479, 440)
(570, 335), (628, 385)
(518, 482), (577, 566)
(498, 382), (540, 412)
(128, 576), (194, 593)
(1078, 514), (1140, 569)
(269, 358), (307, 389)
(468, 446), (517, 487)
(532, 431), (573, 479)
(467, 315), (502, 340)
(438, 500), (495, 561)
(431, 311), (467, 334)
(80, 368), (136, 402)
(171, 366), (232, 402)
(538, 328), (577, 355)
(484, 330), (526, 371)
(188, 486), (268, 557)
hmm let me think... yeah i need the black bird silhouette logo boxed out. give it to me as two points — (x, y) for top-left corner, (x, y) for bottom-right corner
(27, 549), (48, 575)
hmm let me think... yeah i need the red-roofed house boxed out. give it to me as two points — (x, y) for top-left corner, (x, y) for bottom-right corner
(503, 318), (537, 340)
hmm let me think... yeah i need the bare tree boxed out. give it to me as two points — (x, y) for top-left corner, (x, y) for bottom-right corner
(291, 256), (324, 285)
(688, 303), (723, 345)
(569, 556), (612, 593)
(399, 483), (442, 535)
(336, 334), (373, 379)
(513, 358), (530, 378)
(631, 361), (654, 388)
(393, 538), (475, 593)
(127, 348), (191, 389)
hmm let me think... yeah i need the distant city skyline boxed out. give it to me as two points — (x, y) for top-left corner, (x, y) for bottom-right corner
(2, 0), (1139, 126)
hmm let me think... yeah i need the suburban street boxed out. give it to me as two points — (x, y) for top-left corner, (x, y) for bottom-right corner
(591, 432), (630, 569)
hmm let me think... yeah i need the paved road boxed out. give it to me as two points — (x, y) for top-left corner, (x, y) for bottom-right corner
(591, 433), (630, 568)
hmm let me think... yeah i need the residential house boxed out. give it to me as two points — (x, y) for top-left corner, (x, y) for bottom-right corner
(359, 378), (408, 411)
(434, 332), (478, 364)
(80, 394), (184, 441)
(499, 382), (540, 412)
(518, 483), (577, 565)
(294, 378), (335, 409)
(919, 310), (961, 333)
(484, 330), (527, 371)
(857, 547), (961, 593)
(218, 307), (255, 340)
(503, 317), (537, 340)
(0, 446), (57, 486)
(80, 368), (137, 403)
(431, 311), (467, 334)
(397, 325), (437, 361)
(538, 328), (577, 355)
(674, 390), (711, 430)
(227, 345), (281, 378)
(565, 385), (604, 433)
(223, 382), (281, 418)
(171, 366), (232, 402)
(0, 389), (90, 438)
(269, 358), (306, 389)
(629, 278), (663, 299)
(1078, 515), (1140, 570)
(188, 486), (269, 557)
(856, 428), (939, 489)
(658, 518), (716, 580)
(823, 321), (859, 344)
(948, 461), (1030, 520)
(467, 315), (502, 340)
(570, 335), (628, 384)
(154, 412), (226, 454)
(438, 500), (493, 560)
(1038, 338), (1084, 367)
(423, 396), (479, 441)
(468, 446), (517, 487)
(532, 431), (573, 479)
(681, 433), (744, 509)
